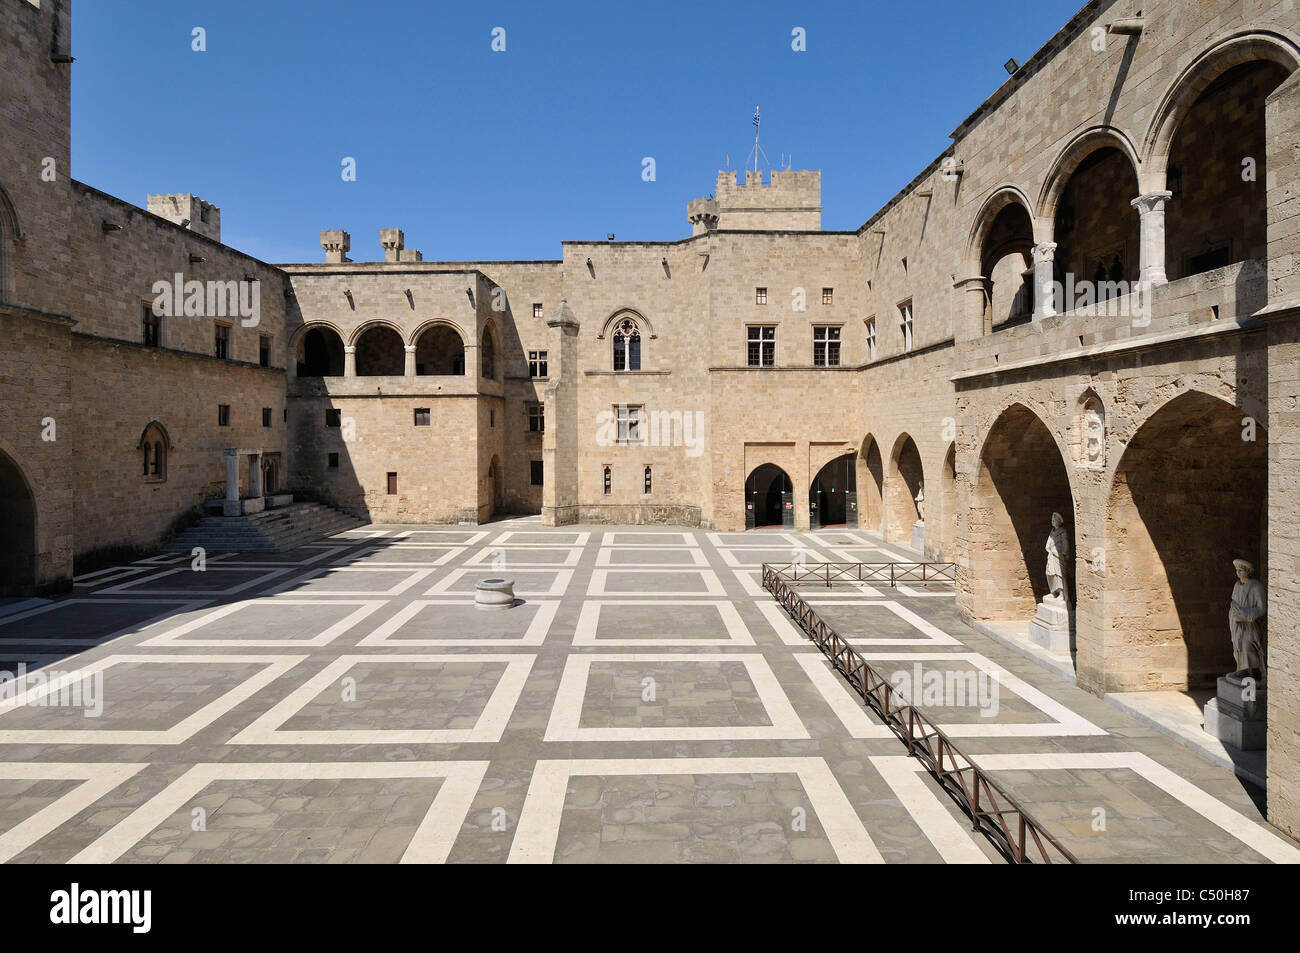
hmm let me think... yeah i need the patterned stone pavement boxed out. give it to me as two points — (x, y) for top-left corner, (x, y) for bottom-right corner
(0, 519), (1296, 865)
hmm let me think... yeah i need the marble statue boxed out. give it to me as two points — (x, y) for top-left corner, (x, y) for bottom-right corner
(1229, 558), (1266, 678)
(1045, 512), (1070, 605)
(914, 483), (925, 525)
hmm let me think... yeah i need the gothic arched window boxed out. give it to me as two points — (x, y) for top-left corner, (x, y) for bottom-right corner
(612, 318), (641, 371)
(138, 421), (170, 483)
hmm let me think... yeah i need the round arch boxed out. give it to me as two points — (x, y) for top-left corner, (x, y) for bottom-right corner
(0, 446), (38, 595)
(936, 442), (957, 560)
(1143, 30), (1300, 181)
(745, 463), (793, 529)
(970, 403), (1076, 624)
(294, 324), (346, 377)
(353, 324), (405, 377)
(964, 185), (1040, 276)
(347, 319), (407, 348)
(412, 320), (466, 376)
(479, 322), (500, 379)
(809, 453), (857, 529)
(1106, 390), (1266, 690)
(1036, 125), (1142, 226)
(884, 433), (925, 546)
(595, 308), (658, 341)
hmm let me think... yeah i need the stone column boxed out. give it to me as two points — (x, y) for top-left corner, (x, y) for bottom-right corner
(1032, 243), (1058, 320)
(1131, 191), (1173, 287)
(223, 450), (241, 516)
(952, 276), (990, 339)
(403, 344), (416, 377)
(343, 345), (356, 377)
(248, 453), (262, 498)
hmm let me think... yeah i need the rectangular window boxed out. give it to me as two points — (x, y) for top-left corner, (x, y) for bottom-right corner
(327, 452), (339, 469)
(813, 326), (841, 367)
(530, 460), (544, 486)
(528, 350), (548, 378)
(532, 303), (543, 319)
(490, 409), (496, 427)
(218, 404), (230, 427)
(899, 301), (914, 353)
(214, 323), (231, 359)
(528, 404), (544, 433)
(261, 407), (272, 428)
(747, 326), (776, 367)
(643, 466), (652, 494)
(866, 317), (878, 362)
(755, 287), (768, 305)
(143, 305), (161, 347)
(615, 404), (642, 445)
(603, 466), (612, 495)
(387, 472), (398, 495)
(259, 335), (271, 367)
(325, 409), (341, 427)
(822, 287), (834, 306)
(414, 408), (431, 427)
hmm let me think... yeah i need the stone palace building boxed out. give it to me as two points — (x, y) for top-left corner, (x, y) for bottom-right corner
(2, 0), (1299, 836)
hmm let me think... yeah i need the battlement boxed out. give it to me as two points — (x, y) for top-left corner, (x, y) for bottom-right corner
(147, 193), (221, 242)
(688, 169), (821, 234)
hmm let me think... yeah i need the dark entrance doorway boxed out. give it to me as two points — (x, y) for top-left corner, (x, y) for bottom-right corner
(745, 464), (793, 529)
(0, 450), (37, 595)
(810, 453), (857, 528)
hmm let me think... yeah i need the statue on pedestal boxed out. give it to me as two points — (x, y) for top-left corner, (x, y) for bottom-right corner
(914, 483), (925, 525)
(1045, 512), (1070, 605)
(1229, 558), (1266, 679)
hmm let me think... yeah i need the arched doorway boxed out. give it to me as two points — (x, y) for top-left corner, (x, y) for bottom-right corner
(971, 405), (1074, 622)
(885, 434), (924, 545)
(810, 453), (857, 529)
(0, 450), (37, 595)
(745, 464), (793, 529)
(1107, 392), (1265, 690)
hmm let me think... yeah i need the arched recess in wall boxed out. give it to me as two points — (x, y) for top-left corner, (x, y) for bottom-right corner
(1039, 130), (1142, 300)
(0, 179), (23, 303)
(295, 325), (345, 377)
(1107, 390), (1266, 690)
(487, 455), (504, 516)
(137, 420), (171, 483)
(936, 443), (957, 560)
(0, 447), (37, 595)
(857, 436), (884, 534)
(354, 323), (405, 377)
(745, 463), (793, 529)
(967, 187), (1037, 332)
(970, 404), (1075, 624)
(480, 324), (499, 379)
(1155, 41), (1295, 280)
(413, 322), (466, 376)
(809, 453), (857, 529)
(885, 434), (924, 546)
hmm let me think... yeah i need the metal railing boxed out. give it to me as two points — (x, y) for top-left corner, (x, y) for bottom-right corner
(765, 560), (956, 588)
(762, 563), (1078, 865)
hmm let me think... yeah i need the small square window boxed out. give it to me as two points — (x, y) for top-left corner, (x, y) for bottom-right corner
(327, 452), (339, 469)
(414, 408), (431, 427)
(218, 404), (231, 427)
(532, 303), (543, 319)
(259, 335), (271, 367)
(528, 350), (548, 378)
(387, 472), (398, 495)
(214, 323), (231, 359)
(325, 409), (342, 427)
(822, 287), (834, 305)
(530, 460), (544, 486)
(755, 287), (768, 305)
(261, 407), (272, 428)
(528, 404), (544, 433)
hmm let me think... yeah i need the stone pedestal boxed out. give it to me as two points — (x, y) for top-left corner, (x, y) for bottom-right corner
(1028, 598), (1072, 653)
(910, 522), (925, 554)
(1203, 673), (1267, 750)
(474, 578), (516, 609)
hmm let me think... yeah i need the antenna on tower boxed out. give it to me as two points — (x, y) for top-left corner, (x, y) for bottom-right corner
(746, 106), (771, 175)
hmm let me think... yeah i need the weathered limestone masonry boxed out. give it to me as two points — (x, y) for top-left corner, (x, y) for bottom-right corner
(2, 0), (1300, 836)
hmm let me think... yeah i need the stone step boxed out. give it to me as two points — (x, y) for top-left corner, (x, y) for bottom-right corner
(162, 502), (368, 553)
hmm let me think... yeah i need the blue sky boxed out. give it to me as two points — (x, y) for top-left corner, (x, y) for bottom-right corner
(71, 0), (1084, 263)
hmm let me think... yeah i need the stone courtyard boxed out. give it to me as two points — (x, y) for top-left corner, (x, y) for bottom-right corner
(0, 519), (1294, 865)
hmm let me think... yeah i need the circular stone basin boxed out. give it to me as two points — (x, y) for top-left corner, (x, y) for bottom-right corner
(474, 577), (516, 609)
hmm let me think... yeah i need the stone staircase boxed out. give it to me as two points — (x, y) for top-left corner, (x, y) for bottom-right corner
(162, 502), (367, 553)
